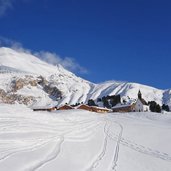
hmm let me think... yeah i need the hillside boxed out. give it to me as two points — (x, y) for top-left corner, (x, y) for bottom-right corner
(0, 47), (170, 108)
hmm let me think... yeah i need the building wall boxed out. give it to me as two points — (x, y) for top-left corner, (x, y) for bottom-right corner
(91, 107), (109, 113)
(113, 106), (133, 112)
(143, 105), (150, 112)
(77, 105), (109, 113)
(58, 105), (73, 110)
(135, 99), (144, 112)
(77, 105), (92, 111)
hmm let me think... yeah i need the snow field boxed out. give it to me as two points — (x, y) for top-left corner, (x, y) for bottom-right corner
(0, 104), (171, 171)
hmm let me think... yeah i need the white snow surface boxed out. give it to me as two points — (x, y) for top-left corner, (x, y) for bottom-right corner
(0, 47), (171, 108)
(0, 104), (171, 171)
(0, 47), (65, 76)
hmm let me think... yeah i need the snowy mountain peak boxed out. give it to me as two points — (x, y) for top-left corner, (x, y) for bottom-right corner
(0, 47), (171, 108)
(0, 47), (73, 76)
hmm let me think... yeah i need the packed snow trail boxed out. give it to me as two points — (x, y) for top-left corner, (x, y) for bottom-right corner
(106, 115), (171, 162)
(87, 120), (124, 171)
(23, 136), (64, 171)
(86, 122), (109, 171)
(110, 122), (123, 171)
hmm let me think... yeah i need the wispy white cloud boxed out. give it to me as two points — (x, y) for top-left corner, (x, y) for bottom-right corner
(0, 0), (13, 16)
(0, 37), (31, 54)
(0, 37), (88, 74)
(34, 51), (88, 74)
(0, 37), (22, 48)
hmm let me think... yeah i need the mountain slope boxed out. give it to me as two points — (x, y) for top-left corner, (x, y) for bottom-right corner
(0, 47), (74, 76)
(0, 47), (170, 108)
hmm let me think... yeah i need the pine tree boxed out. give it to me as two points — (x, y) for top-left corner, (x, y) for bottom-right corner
(87, 99), (96, 106)
(156, 104), (161, 113)
(162, 104), (170, 112)
(148, 101), (161, 113)
(102, 96), (110, 108)
(97, 98), (102, 102)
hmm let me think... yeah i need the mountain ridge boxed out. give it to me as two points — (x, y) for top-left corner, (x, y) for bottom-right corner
(0, 47), (170, 108)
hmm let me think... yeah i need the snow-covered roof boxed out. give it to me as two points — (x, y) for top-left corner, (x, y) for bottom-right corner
(77, 104), (111, 111)
(112, 103), (133, 109)
(91, 106), (111, 111)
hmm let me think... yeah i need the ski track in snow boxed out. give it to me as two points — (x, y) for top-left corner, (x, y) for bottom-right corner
(120, 138), (171, 161)
(86, 119), (123, 171)
(105, 120), (171, 162)
(23, 136), (64, 171)
(0, 110), (171, 171)
(86, 122), (110, 171)
(109, 121), (123, 171)
(0, 112), (104, 171)
(87, 117), (171, 171)
(0, 139), (52, 162)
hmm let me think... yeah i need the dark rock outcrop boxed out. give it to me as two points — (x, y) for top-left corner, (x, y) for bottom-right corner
(0, 75), (62, 105)
(0, 88), (36, 105)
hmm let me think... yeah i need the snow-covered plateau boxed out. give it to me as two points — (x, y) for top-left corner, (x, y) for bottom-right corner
(0, 104), (171, 171)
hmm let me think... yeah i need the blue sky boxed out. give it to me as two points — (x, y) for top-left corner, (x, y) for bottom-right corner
(0, 0), (171, 89)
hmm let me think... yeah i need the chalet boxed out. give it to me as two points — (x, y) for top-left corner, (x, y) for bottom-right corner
(112, 103), (135, 112)
(58, 105), (74, 110)
(77, 104), (93, 111)
(77, 104), (110, 113)
(91, 106), (111, 113)
(33, 106), (57, 112)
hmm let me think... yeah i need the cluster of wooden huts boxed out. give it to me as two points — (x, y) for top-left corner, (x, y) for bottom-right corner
(33, 91), (150, 113)
(33, 104), (111, 113)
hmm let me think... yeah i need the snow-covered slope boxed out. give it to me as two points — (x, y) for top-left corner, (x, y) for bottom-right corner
(0, 47), (171, 108)
(0, 104), (171, 171)
(0, 47), (75, 76)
